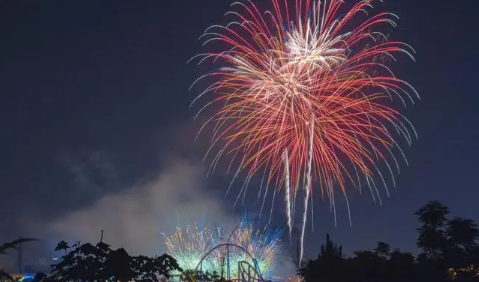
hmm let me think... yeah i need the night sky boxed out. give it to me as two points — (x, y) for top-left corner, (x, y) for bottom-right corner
(0, 0), (478, 263)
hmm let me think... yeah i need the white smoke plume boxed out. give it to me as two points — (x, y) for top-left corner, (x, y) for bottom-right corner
(46, 159), (236, 256)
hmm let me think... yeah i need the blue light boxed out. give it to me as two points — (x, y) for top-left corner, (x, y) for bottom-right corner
(19, 274), (35, 282)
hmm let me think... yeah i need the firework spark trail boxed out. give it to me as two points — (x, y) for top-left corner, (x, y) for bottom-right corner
(299, 120), (314, 267)
(191, 0), (418, 268)
(283, 150), (292, 240)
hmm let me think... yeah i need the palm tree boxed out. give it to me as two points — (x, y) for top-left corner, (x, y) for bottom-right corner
(54, 240), (70, 255)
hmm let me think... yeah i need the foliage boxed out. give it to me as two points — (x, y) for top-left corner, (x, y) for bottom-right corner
(298, 201), (479, 282)
(36, 234), (182, 282)
(2, 201), (477, 282)
(180, 269), (231, 282)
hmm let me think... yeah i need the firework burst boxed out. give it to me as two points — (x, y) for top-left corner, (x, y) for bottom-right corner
(162, 221), (284, 278)
(190, 0), (418, 265)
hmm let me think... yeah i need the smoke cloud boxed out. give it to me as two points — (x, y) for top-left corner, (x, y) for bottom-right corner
(42, 157), (296, 277)
(46, 158), (236, 256)
(11, 119), (298, 277)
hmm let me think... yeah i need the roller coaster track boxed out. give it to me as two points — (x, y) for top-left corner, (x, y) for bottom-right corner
(235, 260), (271, 282)
(193, 243), (271, 282)
(194, 243), (255, 274)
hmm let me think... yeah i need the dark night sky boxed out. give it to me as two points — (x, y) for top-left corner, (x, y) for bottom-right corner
(0, 0), (478, 262)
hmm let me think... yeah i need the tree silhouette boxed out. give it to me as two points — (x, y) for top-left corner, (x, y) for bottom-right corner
(180, 269), (233, 282)
(155, 253), (182, 278)
(131, 253), (182, 282)
(299, 233), (345, 282)
(416, 201), (450, 227)
(181, 269), (200, 282)
(415, 201), (450, 257)
(413, 201), (479, 281)
(447, 217), (479, 250)
(351, 250), (382, 282)
(53, 240), (70, 255)
(446, 217), (479, 280)
(386, 249), (416, 282)
(375, 242), (391, 258)
(46, 236), (182, 282)
(298, 201), (479, 282)
(2, 201), (476, 282)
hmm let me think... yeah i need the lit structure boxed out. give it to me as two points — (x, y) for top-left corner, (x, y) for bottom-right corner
(163, 220), (284, 278)
(7, 274), (35, 282)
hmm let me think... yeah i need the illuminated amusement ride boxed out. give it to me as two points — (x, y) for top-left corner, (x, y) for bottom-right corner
(163, 216), (284, 282)
(195, 243), (269, 282)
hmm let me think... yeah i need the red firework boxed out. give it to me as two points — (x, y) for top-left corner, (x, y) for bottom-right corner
(190, 0), (418, 264)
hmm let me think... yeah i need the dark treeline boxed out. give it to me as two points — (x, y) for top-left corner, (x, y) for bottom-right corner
(0, 232), (182, 282)
(298, 201), (479, 282)
(1, 201), (478, 282)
